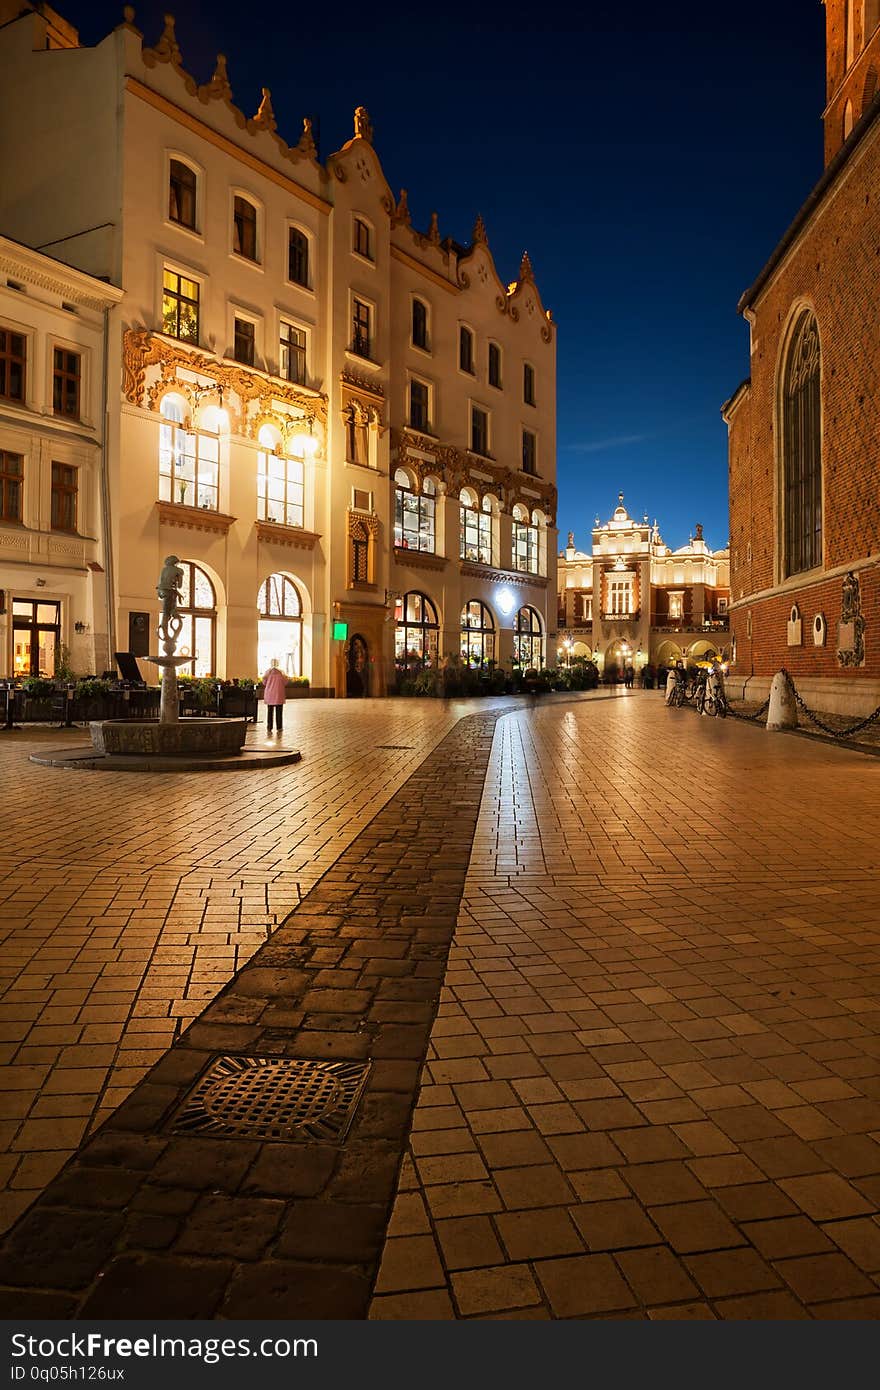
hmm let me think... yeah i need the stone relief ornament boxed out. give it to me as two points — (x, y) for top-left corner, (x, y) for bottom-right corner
(354, 106), (374, 142)
(837, 571), (866, 667)
(787, 603), (802, 647)
(813, 612), (827, 647)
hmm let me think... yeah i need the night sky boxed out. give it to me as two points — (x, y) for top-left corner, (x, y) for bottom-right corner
(78, 0), (828, 553)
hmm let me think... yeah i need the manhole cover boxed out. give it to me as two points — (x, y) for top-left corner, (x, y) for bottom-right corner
(171, 1056), (371, 1142)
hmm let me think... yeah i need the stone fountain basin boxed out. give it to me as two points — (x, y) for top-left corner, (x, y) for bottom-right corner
(89, 718), (248, 756)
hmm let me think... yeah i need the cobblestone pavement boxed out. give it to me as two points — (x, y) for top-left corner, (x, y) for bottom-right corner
(1, 691), (879, 1318)
(371, 697), (880, 1319)
(0, 698), (524, 1235)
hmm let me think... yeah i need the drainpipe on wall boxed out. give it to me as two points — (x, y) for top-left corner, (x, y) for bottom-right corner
(99, 305), (116, 662)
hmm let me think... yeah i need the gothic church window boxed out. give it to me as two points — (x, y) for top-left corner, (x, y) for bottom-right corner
(781, 309), (822, 577)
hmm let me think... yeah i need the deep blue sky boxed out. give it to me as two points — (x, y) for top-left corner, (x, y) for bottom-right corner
(81, 0), (827, 552)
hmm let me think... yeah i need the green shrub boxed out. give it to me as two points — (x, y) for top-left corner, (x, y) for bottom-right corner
(21, 677), (55, 698)
(74, 677), (113, 700)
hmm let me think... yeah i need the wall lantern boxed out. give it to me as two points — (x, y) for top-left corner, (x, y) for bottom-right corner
(496, 587), (516, 617)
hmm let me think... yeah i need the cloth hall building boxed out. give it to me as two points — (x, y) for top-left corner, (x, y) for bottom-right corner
(557, 496), (730, 676)
(0, 3), (557, 695)
(724, 0), (880, 714)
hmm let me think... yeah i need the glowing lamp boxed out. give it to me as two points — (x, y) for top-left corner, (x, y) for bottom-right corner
(496, 587), (516, 617)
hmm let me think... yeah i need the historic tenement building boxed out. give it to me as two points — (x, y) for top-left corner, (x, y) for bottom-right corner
(0, 3), (556, 695)
(557, 495), (729, 676)
(723, 0), (880, 713)
(0, 235), (122, 678)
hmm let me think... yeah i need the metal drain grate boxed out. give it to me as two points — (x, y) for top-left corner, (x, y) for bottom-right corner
(171, 1056), (371, 1142)
(375, 745), (413, 750)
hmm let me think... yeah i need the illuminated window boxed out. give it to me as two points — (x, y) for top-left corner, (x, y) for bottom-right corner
(514, 606), (543, 669)
(668, 591), (683, 620)
(176, 561), (216, 677)
(395, 591), (439, 670)
(257, 427), (303, 528)
(460, 488), (492, 564)
(162, 268), (199, 343)
(394, 469), (435, 552)
(158, 395), (219, 511)
(512, 504), (538, 573)
(608, 577), (634, 616)
(461, 600), (495, 666)
(257, 573), (302, 676)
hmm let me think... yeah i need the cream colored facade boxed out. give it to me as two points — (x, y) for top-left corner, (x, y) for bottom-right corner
(0, 236), (122, 678)
(557, 495), (730, 674)
(0, 5), (557, 695)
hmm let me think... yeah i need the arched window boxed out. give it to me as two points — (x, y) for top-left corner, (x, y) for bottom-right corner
(233, 195), (258, 261)
(782, 310), (822, 577)
(459, 488), (492, 564)
(394, 469), (435, 552)
(177, 561), (216, 677)
(257, 425), (304, 529)
(158, 394), (220, 511)
(514, 606), (543, 670)
(395, 591), (439, 670)
(288, 227), (310, 287)
(412, 298), (429, 351)
(257, 573), (303, 676)
(461, 601), (495, 666)
(512, 503), (538, 574)
(844, 98), (855, 139)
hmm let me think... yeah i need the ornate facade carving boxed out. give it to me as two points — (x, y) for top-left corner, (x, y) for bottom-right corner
(123, 330), (328, 427)
(156, 501), (236, 535)
(392, 427), (556, 522)
(837, 570), (866, 667)
(255, 521), (321, 550)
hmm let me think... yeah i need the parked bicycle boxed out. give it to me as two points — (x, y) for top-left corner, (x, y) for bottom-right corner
(697, 663), (728, 718)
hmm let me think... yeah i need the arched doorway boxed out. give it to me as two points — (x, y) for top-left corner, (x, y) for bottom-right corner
(257, 573), (303, 676)
(460, 600), (495, 666)
(346, 634), (369, 697)
(687, 639), (719, 664)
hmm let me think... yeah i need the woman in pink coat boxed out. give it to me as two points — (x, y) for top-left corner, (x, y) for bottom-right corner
(262, 660), (287, 733)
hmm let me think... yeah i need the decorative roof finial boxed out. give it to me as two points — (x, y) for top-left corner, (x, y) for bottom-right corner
(396, 189), (411, 226)
(297, 117), (317, 159)
(472, 213), (488, 244)
(354, 105), (373, 142)
(519, 250), (534, 282)
(252, 87), (277, 132)
(618, 490), (624, 504)
(123, 5), (135, 22)
(151, 12), (181, 64)
(201, 52), (231, 102)
(695, 522), (704, 540)
(428, 212), (441, 245)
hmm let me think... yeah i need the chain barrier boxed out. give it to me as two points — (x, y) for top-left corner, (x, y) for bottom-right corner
(780, 667), (880, 739)
(727, 695), (771, 723)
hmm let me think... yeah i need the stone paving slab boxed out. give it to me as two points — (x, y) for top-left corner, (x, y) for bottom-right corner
(0, 710), (504, 1316)
(370, 697), (880, 1320)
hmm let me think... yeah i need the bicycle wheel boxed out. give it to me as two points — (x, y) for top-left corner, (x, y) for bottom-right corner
(716, 694), (727, 718)
(704, 693), (717, 717)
